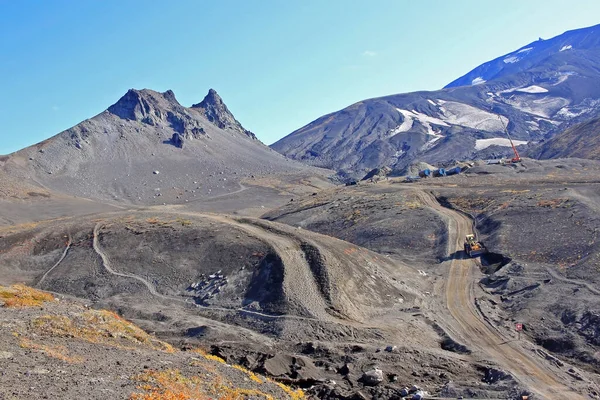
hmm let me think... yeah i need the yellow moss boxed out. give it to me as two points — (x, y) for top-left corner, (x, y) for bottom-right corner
(500, 189), (530, 194)
(203, 354), (227, 364)
(232, 364), (264, 384)
(0, 284), (54, 308)
(175, 217), (192, 226)
(129, 369), (276, 400)
(404, 200), (423, 209)
(273, 382), (305, 400)
(31, 310), (174, 353)
(19, 338), (83, 363)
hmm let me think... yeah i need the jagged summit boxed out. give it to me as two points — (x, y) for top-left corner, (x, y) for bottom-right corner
(192, 89), (257, 140)
(106, 88), (256, 140)
(107, 89), (182, 122)
(3, 85), (311, 206)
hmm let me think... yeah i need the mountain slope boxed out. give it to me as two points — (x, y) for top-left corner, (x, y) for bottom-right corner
(272, 24), (600, 176)
(532, 116), (600, 160)
(446, 23), (600, 88)
(1, 88), (325, 204)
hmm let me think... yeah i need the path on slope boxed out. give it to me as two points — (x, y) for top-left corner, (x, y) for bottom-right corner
(37, 234), (72, 286)
(181, 213), (333, 321)
(92, 220), (331, 322)
(416, 190), (585, 400)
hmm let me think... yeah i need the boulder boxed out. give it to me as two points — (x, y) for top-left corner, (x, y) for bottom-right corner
(361, 368), (383, 386)
(412, 391), (425, 400)
(171, 133), (185, 148)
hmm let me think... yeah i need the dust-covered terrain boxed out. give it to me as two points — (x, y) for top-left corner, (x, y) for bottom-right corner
(263, 158), (600, 398)
(0, 284), (304, 400)
(0, 206), (548, 399)
(3, 120), (600, 400)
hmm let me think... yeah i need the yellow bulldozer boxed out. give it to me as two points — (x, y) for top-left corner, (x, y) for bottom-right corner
(464, 234), (487, 257)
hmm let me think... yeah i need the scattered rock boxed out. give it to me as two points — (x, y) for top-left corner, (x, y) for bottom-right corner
(412, 390), (426, 400)
(361, 368), (383, 386)
(171, 133), (185, 148)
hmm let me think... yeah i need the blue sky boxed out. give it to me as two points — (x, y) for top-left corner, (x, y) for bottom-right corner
(0, 1), (598, 154)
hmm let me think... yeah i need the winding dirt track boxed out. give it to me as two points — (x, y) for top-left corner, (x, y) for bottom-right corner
(206, 215), (332, 320)
(418, 190), (585, 399)
(37, 234), (72, 286)
(91, 221), (328, 323)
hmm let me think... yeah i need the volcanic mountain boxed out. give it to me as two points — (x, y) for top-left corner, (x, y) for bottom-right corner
(0, 88), (325, 205)
(271, 24), (600, 176)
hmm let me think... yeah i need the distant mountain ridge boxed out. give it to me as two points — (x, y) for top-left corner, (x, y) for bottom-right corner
(272, 24), (600, 176)
(445, 23), (600, 88)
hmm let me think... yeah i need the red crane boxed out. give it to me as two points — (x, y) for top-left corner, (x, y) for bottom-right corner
(498, 115), (521, 163)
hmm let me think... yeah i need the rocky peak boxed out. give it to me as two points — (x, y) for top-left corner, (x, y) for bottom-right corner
(201, 88), (223, 106)
(107, 89), (182, 123)
(104, 89), (208, 145)
(192, 89), (257, 140)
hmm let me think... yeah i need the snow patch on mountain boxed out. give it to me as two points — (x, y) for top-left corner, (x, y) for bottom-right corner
(475, 138), (528, 151)
(472, 77), (486, 85)
(394, 109), (446, 151)
(421, 135), (444, 151)
(502, 47), (533, 64)
(504, 96), (570, 118)
(395, 109), (449, 136)
(527, 120), (540, 131)
(535, 117), (562, 126)
(394, 102), (508, 135)
(427, 99), (437, 106)
(517, 47), (534, 54)
(560, 44), (573, 51)
(553, 72), (575, 86)
(500, 85), (548, 95)
(503, 55), (520, 64)
(557, 106), (587, 119)
(516, 85), (549, 94)
(437, 101), (508, 131)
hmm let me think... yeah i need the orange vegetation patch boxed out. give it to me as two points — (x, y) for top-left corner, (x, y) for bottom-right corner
(31, 309), (174, 353)
(0, 284), (54, 308)
(188, 349), (304, 400)
(537, 198), (569, 208)
(129, 369), (280, 400)
(19, 338), (83, 363)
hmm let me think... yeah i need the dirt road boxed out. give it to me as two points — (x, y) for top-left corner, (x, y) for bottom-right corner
(37, 234), (72, 286)
(417, 190), (586, 399)
(91, 221), (331, 323)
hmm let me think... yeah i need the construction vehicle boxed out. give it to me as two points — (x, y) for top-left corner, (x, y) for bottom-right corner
(498, 115), (522, 163)
(464, 234), (487, 257)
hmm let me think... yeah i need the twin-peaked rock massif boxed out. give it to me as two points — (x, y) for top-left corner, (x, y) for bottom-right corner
(272, 24), (600, 176)
(0, 88), (320, 206)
